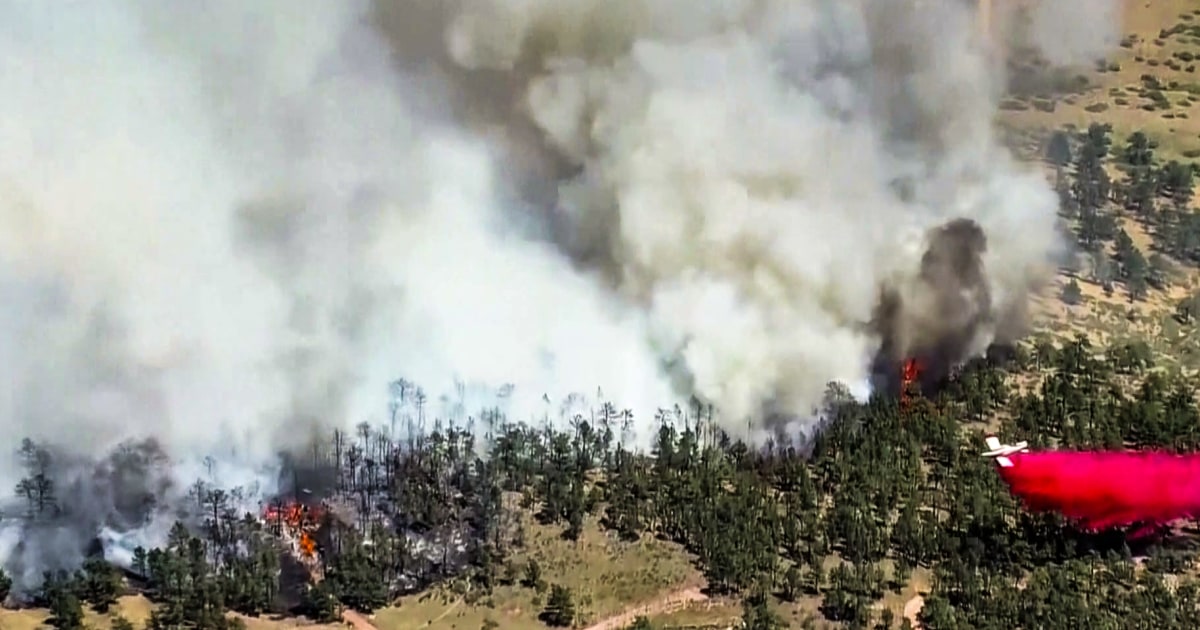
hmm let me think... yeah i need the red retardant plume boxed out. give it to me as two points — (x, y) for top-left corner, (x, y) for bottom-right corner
(995, 448), (1200, 536)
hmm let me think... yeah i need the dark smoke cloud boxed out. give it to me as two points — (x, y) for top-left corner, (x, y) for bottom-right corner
(912, 219), (995, 375)
(871, 218), (1001, 393)
(0, 439), (181, 594)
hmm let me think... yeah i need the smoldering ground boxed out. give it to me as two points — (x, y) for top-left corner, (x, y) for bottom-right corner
(0, 0), (1114, 585)
(0, 439), (180, 593)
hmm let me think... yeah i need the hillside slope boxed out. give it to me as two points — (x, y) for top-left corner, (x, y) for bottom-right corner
(9, 2), (1200, 630)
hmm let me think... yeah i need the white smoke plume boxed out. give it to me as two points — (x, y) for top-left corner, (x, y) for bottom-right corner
(1022, 0), (1123, 67)
(0, 0), (672, 589)
(434, 0), (1066, 419)
(0, 0), (1108, 587)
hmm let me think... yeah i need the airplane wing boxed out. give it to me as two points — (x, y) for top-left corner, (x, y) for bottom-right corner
(982, 435), (1029, 468)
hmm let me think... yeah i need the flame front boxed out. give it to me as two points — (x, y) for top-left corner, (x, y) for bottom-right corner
(298, 532), (316, 557)
(262, 500), (323, 561)
(902, 358), (921, 385)
(900, 358), (922, 410)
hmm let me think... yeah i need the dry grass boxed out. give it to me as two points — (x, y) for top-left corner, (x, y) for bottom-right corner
(647, 600), (742, 629)
(0, 516), (700, 630)
(0, 607), (45, 630)
(376, 514), (701, 630)
(999, 0), (1200, 161)
(1027, 212), (1200, 376)
(0, 596), (159, 630)
(987, 0), (1200, 422)
(641, 560), (935, 630)
(878, 566), (933, 625)
(0, 595), (343, 630)
(983, 1), (1200, 378)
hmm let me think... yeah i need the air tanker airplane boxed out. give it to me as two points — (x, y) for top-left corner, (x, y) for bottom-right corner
(983, 436), (1200, 540)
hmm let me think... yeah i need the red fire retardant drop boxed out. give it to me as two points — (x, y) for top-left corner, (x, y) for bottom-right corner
(996, 449), (1200, 535)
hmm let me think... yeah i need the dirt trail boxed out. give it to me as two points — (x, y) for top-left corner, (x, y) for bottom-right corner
(425, 598), (465, 626)
(342, 609), (379, 630)
(903, 595), (924, 629)
(581, 587), (709, 630)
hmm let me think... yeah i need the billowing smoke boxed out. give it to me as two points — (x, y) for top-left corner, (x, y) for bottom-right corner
(429, 0), (1066, 423)
(870, 218), (999, 392)
(1022, 0), (1123, 67)
(0, 0), (1105, 588)
(0, 439), (176, 590)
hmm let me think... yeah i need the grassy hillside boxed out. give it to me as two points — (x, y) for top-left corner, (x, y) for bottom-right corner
(0, 516), (706, 630)
(1002, 1), (1200, 382)
(390, 1), (1200, 624)
(1001, 0), (1200, 159)
(9, 3), (1200, 630)
(375, 513), (700, 630)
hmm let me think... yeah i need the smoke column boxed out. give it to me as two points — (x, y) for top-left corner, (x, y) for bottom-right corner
(1023, 0), (1123, 67)
(431, 0), (1070, 422)
(0, 0), (1112, 586)
(996, 448), (1200, 535)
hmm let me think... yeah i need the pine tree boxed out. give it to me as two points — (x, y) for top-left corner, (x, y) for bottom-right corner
(42, 571), (84, 630)
(300, 582), (342, 623)
(0, 567), (11, 603)
(1046, 130), (1073, 166)
(540, 585), (576, 628)
(741, 585), (785, 630)
(522, 559), (543, 590)
(1062, 278), (1083, 306)
(79, 557), (120, 613)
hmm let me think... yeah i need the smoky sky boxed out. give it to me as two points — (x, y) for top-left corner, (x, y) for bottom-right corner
(0, 0), (1112, 583)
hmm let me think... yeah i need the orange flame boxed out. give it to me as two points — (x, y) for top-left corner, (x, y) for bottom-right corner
(263, 501), (324, 528)
(900, 358), (923, 410)
(263, 499), (323, 559)
(299, 532), (316, 557)
(902, 358), (921, 386)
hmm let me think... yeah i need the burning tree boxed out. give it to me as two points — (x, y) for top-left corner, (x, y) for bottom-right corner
(900, 358), (923, 411)
(262, 501), (322, 564)
(203, 415), (524, 614)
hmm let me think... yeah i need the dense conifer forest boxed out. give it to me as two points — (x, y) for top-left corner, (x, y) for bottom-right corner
(9, 332), (1200, 630)
(10, 123), (1200, 630)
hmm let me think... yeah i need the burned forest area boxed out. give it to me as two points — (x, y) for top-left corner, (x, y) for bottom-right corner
(6, 333), (1200, 629)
